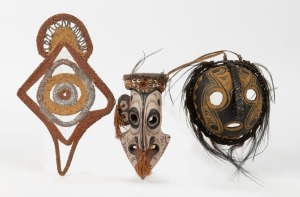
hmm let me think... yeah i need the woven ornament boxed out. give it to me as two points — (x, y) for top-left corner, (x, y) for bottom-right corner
(17, 13), (115, 175)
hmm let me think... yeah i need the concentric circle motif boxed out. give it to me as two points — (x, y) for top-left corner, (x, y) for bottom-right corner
(53, 82), (78, 106)
(37, 59), (95, 127)
(42, 73), (88, 115)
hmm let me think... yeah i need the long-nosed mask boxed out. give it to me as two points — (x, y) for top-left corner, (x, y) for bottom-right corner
(114, 73), (170, 179)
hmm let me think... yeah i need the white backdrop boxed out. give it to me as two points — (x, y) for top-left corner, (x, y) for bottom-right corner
(0, 0), (299, 196)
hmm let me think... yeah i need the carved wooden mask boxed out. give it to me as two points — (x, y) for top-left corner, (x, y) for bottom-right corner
(115, 73), (170, 179)
(193, 64), (263, 142)
(183, 57), (273, 174)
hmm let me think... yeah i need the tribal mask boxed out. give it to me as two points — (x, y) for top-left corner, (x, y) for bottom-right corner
(191, 63), (263, 143)
(179, 51), (274, 174)
(17, 14), (115, 175)
(114, 73), (170, 179)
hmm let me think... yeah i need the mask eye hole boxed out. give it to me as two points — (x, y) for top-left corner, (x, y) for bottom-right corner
(147, 109), (160, 129)
(129, 107), (140, 129)
(210, 91), (223, 106)
(130, 113), (138, 124)
(246, 89), (256, 101)
(148, 115), (158, 126)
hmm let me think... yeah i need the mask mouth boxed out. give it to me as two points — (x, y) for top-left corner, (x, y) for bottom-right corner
(225, 121), (243, 131)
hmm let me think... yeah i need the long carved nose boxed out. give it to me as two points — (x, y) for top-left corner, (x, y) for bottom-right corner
(140, 126), (146, 151)
(140, 107), (147, 151)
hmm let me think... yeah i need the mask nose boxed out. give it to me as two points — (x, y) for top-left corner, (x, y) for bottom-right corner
(138, 135), (159, 153)
(228, 64), (245, 119)
(139, 127), (146, 151)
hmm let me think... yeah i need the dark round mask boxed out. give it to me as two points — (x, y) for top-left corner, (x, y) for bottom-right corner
(186, 60), (267, 145)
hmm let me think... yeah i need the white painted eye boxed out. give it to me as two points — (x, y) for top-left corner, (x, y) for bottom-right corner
(246, 89), (256, 101)
(210, 92), (223, 106)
